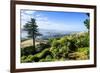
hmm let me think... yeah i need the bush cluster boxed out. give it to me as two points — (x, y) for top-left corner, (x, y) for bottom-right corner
(21, 32), (89, 63)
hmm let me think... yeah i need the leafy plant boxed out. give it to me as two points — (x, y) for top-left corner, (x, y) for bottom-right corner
(36, 43), (50, 52)
(21, 31), (90, 62)
(21, 46), (36, 56)
(68, 47), (89, 60)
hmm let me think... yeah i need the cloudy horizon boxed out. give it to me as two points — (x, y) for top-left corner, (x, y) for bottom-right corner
(21, 9), (89, 32)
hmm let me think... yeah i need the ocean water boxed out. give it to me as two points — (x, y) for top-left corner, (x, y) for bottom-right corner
(21, 29), (79, 39)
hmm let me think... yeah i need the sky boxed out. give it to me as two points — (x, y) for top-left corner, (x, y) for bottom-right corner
(21, 9), (89, 32)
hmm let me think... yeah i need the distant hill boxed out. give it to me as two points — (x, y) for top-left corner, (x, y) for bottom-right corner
(21, 28), (81, 39)
(21, 31), (87, 48)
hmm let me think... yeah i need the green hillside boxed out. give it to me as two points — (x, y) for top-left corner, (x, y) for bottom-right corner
(21, 32), (89, 63)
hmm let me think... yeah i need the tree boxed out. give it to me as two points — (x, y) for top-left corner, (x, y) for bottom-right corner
(84, 19), (89, 31)
(84, 13), (90, 32)
(24, 18), (40, 49)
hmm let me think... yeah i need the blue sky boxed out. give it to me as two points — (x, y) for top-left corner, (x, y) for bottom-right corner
(21, 10), (89, 32)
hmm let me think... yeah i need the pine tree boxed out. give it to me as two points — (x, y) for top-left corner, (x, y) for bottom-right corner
(24, 18), (40, 49)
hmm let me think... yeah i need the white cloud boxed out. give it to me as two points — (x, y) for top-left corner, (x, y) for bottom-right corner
(37, 21), (79, 31)
(21, 10), (36, 28)
(37, 19), (86, 31)
(21, 10), (85, 31)
(21, 10), (50, 29)
(21, 10), (36, 16)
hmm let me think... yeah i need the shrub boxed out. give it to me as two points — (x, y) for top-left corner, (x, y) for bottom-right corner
(51, 45), (69, 60)
(51, 39), (61, 48)
(50, 47), (59, 59)
(76, 33), (89, 48)
(44, 55), (53, 62)
(77, 47), (89, 56)
(21, 46), (36, 56)
(68, 47), (89, 60)
(32, 48), (52, 59)
(36, 43), (50, 52)
(67, 39), (77, 52)
(21, 56), (27, 63)
(21, 32), (90, 62)
(59, 46), (68, 57)
(59, 36), (68, 46)
(48, 38), (55, 44)
(26, 55), (35, 62)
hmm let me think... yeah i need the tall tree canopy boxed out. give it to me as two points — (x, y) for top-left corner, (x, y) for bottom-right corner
(24, 18), (40, 48)
(84, 13), (90, 32)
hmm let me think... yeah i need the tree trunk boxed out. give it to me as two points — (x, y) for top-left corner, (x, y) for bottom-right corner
(33, 34), (35, 49)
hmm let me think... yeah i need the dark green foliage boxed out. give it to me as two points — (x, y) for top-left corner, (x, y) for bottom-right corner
(67, 39), (77, 52)
(35, 48), (51, 59)
(45, 55), (53, 61)
(21, 56), (27, 63)
(84, 13), (90, 32)
(24, 18), (38, 38)
(21, 32), (89, 63)
(48, 38), (54, 44)
(52, 39), (61, 48)
(21, 48), (53, 62)
(84, 19), (90, 30)
(68, 47), (89, 60)
(24, 18), (41, 49)
(21, 55), (39, 63)
(76, 33), (89, 48)
(21, 46), (36, 56)
(86, 13), (90, 17)
(51, 38), (69, 60)
(36, 43), (51, 52)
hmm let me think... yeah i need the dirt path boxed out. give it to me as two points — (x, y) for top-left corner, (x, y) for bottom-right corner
(21, 39), (47, 48)
(21, 39), (40, 48)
